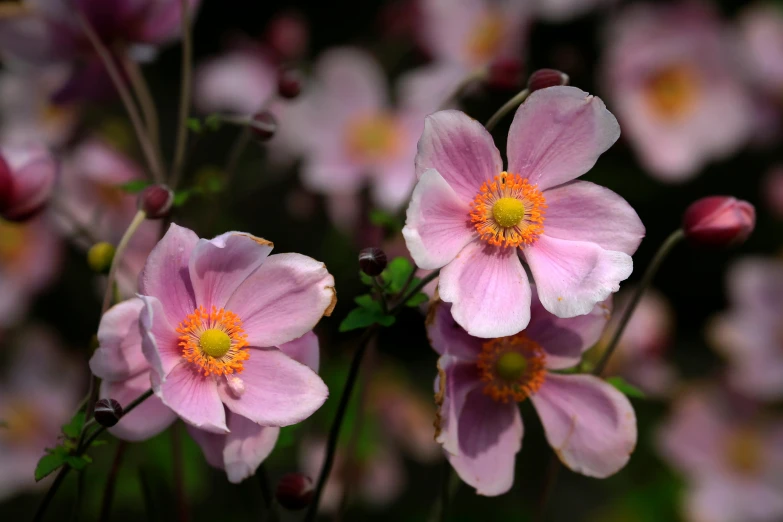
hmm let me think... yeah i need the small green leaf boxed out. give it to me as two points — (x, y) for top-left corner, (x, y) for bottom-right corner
(383, 257), (415, 294)
(35, 447), (68, 481)
(187, 118), (202, 133)
(404, 292), (429, 307)
(369, 209), (402, 232)
(173, 190), (191, 207)
(339, 295), (395, 332)
(204, 114), (222, 131)
(359, 272), (374, 286)
(118, 180), (152, 194)
(90, 439), (108, 447)
(606, 376), (646, 398)
(64, 454), (92, 470)
(61, 412), (85, 439)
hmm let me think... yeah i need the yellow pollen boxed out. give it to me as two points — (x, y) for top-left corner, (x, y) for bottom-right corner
(465, 11), (504, 64)
(644, 64), (699, 122)
(477, 334), (547, 403)
(345, 113), (401, 162)
(725, 428), (762, 476)
(176, 306), (250, 376)
(470, 172), (546, 248)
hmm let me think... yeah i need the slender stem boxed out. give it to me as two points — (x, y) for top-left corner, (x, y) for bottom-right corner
(397, 269), (440, 307)
(170, 0), (194, 189)
(98, 442), (127, 522)
(484, 88), (530, 132)
(535, 454), (562, 522)
(592, 229), (685, 376)
(373, 276), (389, 314)
(77, 12), (163, 181)
(81, 389), (154, 451)
(69, 464), (85, 522)
(172, 424), (188, 522)
(122, 56), (161, 165)
(101, 210), (147, 314)
(223, 127), (251, 184)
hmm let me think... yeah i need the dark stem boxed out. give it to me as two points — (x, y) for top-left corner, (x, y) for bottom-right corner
(439, 462), (452, 522)
(373, 276), (389, 314)
(172, 423), (188, 522)
(170, 0), (194, 189)
(535, 454), (562, 522)
(224, 127), (251, 184)
(69, 464), (85, 522)
(484, 89), (530, 132)
(255, 464), (278, 521)
(138, 468), (158, 522)
(98, 442), (127, 522)
(122, 55), (162, 167)
(398, 269), (440, 307)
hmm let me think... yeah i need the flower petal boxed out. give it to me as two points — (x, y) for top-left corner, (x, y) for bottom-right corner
(90, 298), (147, 381)
(531, 373), (636, 478)
(186, 423), (225, 470)
(435, 357), (482, 456)
(226, 253), (336, 347)
(138, 223), (198, 326)
(139, 295), (182, 378)
(102, 372), (177, 442)
(402, 168), (476, 270)
(188, 232), (273, 311)
(507, 87), (620, 191)
(278, 331), (320, 372)
(439, 241), (531, 338)
(447, 387), (522, 496)
(524, 235), (632, 318)
(153, 363), (227, 433)
(217, 348), (328, 427)
(426, 301), (483, 361)
(224, 414), (280, 483)
(542, 181), (645, 255)
(415, 110), (503, 202)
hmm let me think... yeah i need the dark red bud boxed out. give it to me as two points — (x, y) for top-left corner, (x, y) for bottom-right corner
(139, 184), (174, 219)
(0, 155), (12, 212)
(250, 111), (278, 142)
(683, 196), (755, 248)
(278, 66), (303, 99)
(527, 68), (570, 93)
(359, 247), (388, 276)
(266, 12), (308, 61)
(276, 472), (314, 511)
(487, 58), (525, 90)
(94, 398), (123, 427)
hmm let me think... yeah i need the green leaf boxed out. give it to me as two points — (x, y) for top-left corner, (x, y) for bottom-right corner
(61, 412), (85, 439)
(173, 190), (191, 207)
(359, 272), (374, 286)
(339, 295), (395, 332)
(118, 180), (151, 194)
(90, 439), (108, 447)
(64, 454), (92, 471)
(383, 257), (414, 294)
(204, 114), (222, 131)
(35, 446), (68, 481)
(186, 118), (202, 133)
(606, 376), (646, 398)
(404, 292), (428, 307)
(369, 209), (402, 232)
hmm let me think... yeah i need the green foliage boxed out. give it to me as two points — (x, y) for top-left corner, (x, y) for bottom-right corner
(606, 376), (646, 399)
(339, 294), (395, 332)
(369, 209), (403, 233)
(34, 411), (102, 481)
(118, 180), (152, 193)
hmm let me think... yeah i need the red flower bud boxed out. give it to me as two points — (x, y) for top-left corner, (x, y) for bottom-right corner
(487, 58), (525, 90)
(276, 472), (314, 511)
(278, 66), (303, 99)
(527, 68), (570, 93)
(359, 247), (388, 276)
(139, 184), (174, 219)
(250, 111), (278, 142)
(0, 145), (57, 222)
(94, 398), (123, 427)
(683, 196), (755, 248)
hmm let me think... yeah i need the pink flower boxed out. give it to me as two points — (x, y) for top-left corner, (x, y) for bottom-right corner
(428, 292), (636, 495)
(683, 196), (755, 248)
(657, 387), (783, 522)
(91, 296), (323, 483)
(0, 143), (57, 222)
(138, 224), (334, 435)
(739, 4), (783, 95)
(709, 258), (783, 400)
(403, 86), (644, 337)
(602, 3), (754, 180)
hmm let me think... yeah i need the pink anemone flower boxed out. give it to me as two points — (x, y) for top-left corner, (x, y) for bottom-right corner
(403, 86), (644, 338)
(138, 224), (334, 434)
(427, 292), (636, 495)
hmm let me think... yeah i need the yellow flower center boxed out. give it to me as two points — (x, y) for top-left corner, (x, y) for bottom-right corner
(477, 333), (547, 403)
(177, 306), (250, 376)
(470, 172), (547, 248)
(345, 113), (401, 162)
(725, 428), (763, 476)
(0, 219), (26, 266)
(644, 64), (699, 122)
(465, 11), (504, 64)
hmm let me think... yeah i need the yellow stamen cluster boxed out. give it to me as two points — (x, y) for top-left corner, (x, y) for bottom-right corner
(476, 333), (547, 403)
(470, 172), (546, 248)
(465, 12), (504, 64)
(645, 64), (699, 122)
(177, 306), (249, 376)
(345, 113), (401, 162)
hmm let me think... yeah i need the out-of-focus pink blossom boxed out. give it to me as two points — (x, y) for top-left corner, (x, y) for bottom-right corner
(658, 386), (783, 522)
(739, 4), (783, 95)
(0, 143), (57, 221)
(602, 3), (754, 181)
(683, 196), (755, 249)
(265, 11), (309, 62)
(763, 165), (783, 218)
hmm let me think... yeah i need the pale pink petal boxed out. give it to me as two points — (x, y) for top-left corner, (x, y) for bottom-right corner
(223, 414), (280, 483)
(186, 424), (225, 470)
(138, 223), (198, 326)
(371, 160), (417, 212)
(426, 301), (483, 361)
(133, 0), (202, 45)
(507, 87), (620, 191)
(541, 181), (644, 255)
(402, 169), (476, 270)
(102, 373), (177, 442)
(531, 373), (636, 477)
(447, 387), (522, 496)
(415, 110), (503, 202)
(139, 295), (182, 377)
(524, 235), (632, 318)
(278, 331), (320, 372)
(438, 241), (532, 338)
(686, 477), (783, 522)
(725, 257), (783, 315)
(90, 298), (147, 381)
(226, 253), (335, 348)
(312, 47), (388, 116)
(217, 348), (328, 427)
(194, 49), (276, 115)
(153, 363), (227, 433)
(189, 232), (273, 311)
(301, 159), (366, 194)
(435, 356), (481, 457)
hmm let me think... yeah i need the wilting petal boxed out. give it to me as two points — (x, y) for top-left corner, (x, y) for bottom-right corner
(226, 253), (335, 347)
(217, 348), (328, 427)
(525, 235), (632, 318)
(90, 298), (147, 381)
(435, 356), (481, 455)
(278, 331), (320, 372)
(402, 169), (476, 270)
(138, 223), (198, 326)
(426, 301), (483, 361)
(531, 373), (636, 478)
(188, 232), (273, 311)
(224, 414), (280, 483)
(102, 373), (177, 442)
(139, 295), (182, 377)
(439, 241), (531, 338)
(542, 181), (644, 255)
(448, 387), (522, 496)
(507, 87), (620, 191)
(153, 363), (227, 433)
(415, 110), (503, 202)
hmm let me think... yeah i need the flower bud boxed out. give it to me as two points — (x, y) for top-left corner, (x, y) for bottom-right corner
(265, 12), (308, 61)
(250, 111), (278, 142)
(359, 247), (387, 276)
(278, 66), (303, 99)
(138, 184), (174, 219)
(683, 196), (755, 248)
(87, 242), (115, 274)
(94, 398), (123, 427)
(275, 472), (314, 511)
(527, 68), (570, 93)
(487, 58), (524, 90)
(0, 145), (57, 222)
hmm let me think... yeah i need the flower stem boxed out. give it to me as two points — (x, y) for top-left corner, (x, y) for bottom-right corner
(122, 56), (162, 167)
(170, 0), (194, 190)
(592, 228), (685, 376)
(485, 89), (530, 132)
(535, 452), (562, 522)
(101, 210), (147, 314)
(439, 463), (452, 522)
(256, 464), (279, 521)
(98, 442), (127, 522)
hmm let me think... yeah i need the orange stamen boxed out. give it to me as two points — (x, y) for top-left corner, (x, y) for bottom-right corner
(176, 306), (250, 377)
(469, 172), (547, 248)
(476, 333), (547, 403)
